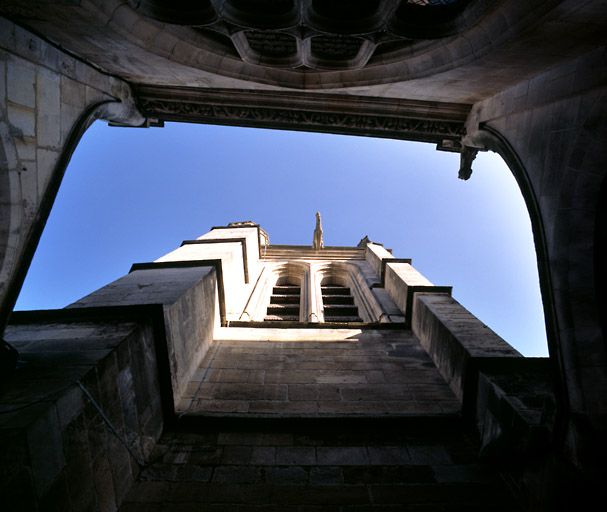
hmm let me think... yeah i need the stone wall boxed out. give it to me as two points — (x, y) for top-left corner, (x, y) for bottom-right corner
(120, 418), (518, 510)
(0, 312), (165, 511)
(405, 287), (555, 508)
(0, 5), (603, 503)
(412, 293), (521, 404)
(70, 265), (218, 407)
(378, 257), (526, 428)
(157, 226), (261, 321)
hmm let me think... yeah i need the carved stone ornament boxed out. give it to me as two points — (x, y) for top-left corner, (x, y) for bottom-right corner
(313, 212), (324, 250)
(458, 145), (478, 180)
(137, 95), (466, 144)
(129, 0), (478, 72)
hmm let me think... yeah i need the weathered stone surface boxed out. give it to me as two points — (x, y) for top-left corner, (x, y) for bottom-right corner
(1, 317), (164, 511)
(70, 266), (217, 407)
(181, 330), (459, 418)
(475, 357), (555, 460)
(120, 418), (515, 510)
(412, 293), (520, 402)
(464, 50), (607, 489)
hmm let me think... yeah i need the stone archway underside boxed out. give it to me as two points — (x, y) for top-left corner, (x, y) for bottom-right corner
(1, 0), (606, 504)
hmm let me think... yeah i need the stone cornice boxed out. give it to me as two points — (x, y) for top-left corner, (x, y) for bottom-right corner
(135, 86), (469, 145)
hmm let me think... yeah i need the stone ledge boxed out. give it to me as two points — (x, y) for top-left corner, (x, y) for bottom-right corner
(8, 305), (174, 422)
(227, 320), (407, 330)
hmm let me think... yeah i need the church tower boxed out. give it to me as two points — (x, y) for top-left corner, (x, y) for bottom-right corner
(2, 220), (554, 510)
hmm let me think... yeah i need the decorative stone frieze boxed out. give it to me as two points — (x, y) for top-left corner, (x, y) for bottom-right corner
(137, 87), (467, 144)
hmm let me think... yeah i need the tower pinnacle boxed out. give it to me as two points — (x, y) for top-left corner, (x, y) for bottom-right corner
(313, 211), (324, 250)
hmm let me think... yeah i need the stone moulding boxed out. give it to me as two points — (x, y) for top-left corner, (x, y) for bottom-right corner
(211, 223), (266, 258)
(135, 86), (469, 144)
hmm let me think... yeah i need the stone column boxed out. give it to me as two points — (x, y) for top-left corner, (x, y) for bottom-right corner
(307, 263), (321, 323)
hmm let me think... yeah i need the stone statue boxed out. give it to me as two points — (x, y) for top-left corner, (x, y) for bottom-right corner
(313, 211), (324, 250)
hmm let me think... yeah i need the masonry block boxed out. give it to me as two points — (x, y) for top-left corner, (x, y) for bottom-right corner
(7, 57), (36, 108)
(8, 104), (35, 137)
(384, 261), (451, 324)
(36, 68), (61, 148)
(412, 293), (520, 404)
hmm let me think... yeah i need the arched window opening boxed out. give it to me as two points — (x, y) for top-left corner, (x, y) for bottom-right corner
(320, 279), (362, 322)
(265, 276), (302, 321)
(239, 261), (310, 322)
(314, 262), (385, 323)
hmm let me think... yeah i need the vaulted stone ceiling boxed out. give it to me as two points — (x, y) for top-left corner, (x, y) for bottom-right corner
(1, 0), (602, 102)
(133, 0), (472, 71)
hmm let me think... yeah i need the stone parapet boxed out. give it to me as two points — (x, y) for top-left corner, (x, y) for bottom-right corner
(263, 245), (364, 261)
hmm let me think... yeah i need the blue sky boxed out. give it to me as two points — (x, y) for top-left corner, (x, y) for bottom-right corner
(15, 121), (548, 356)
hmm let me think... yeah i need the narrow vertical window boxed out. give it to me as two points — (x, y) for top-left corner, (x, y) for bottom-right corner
(321, 282), (362, 322)
(265, 280), (301, 321)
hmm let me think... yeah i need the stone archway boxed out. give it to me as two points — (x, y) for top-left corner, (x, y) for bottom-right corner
(465, 73), (607, 482)
(0, 22), (145, 331)
(1, 2), (606, 500)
